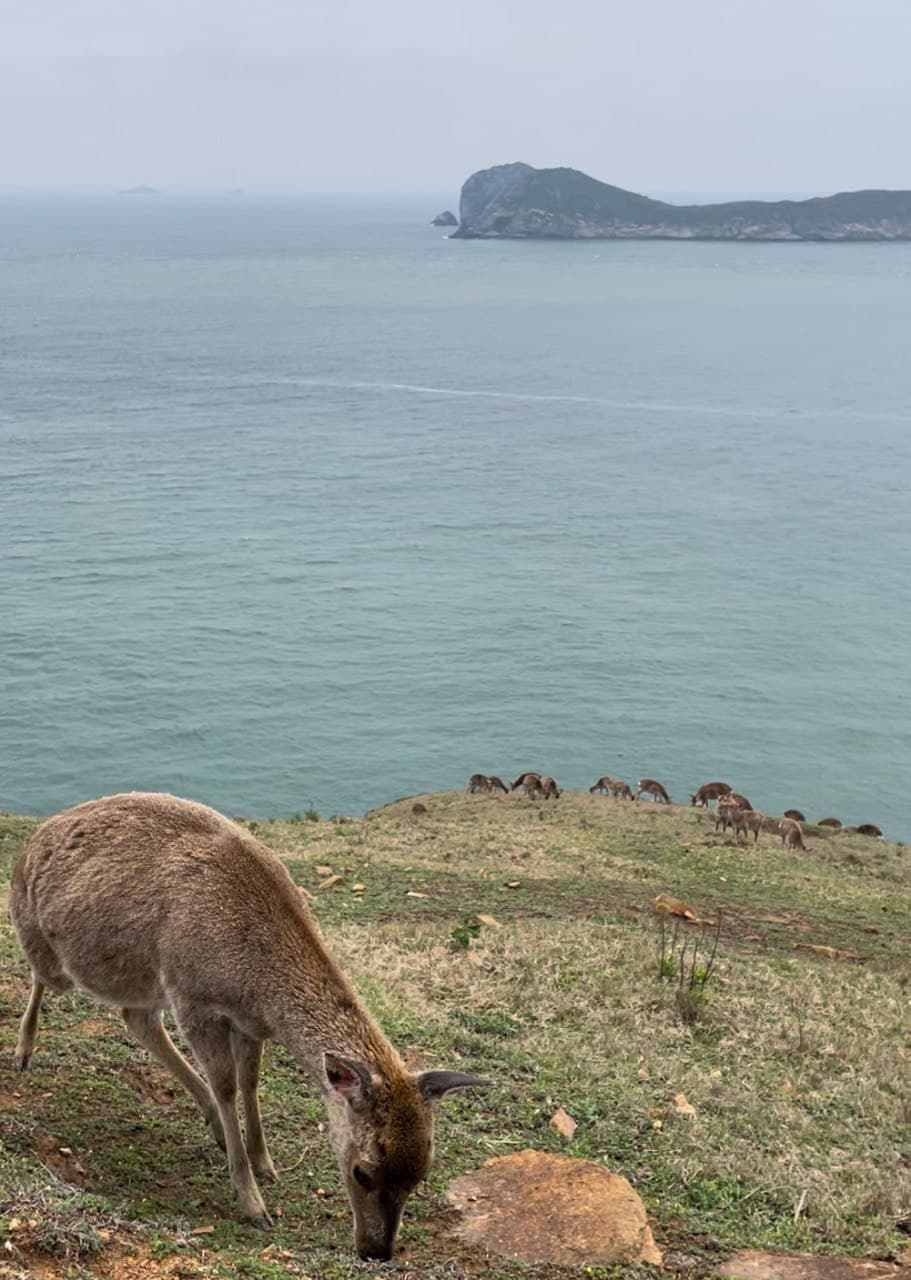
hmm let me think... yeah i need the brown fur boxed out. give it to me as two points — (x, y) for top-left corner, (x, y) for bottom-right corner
(9, 793), (486, 1259)
(690, 782), (732, 807)
(538, 776), (560, 800)
(467, 773), (489, 794)
(486, 776), (508, 794)
(817, 817), (842, 829)
(510, 771), (540, 792)
(783, 809), (806, 822)
(779, 817), (806, 851)
(714, 796), (740, 834)
(733, 808), (764, 843)
(855, 823), (883, 838)
(729, 792), (752, 810)
(589, 776), (617, 794)
(636, 778), (671, 803)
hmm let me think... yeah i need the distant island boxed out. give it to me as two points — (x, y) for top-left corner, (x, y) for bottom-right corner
(431, 210), (458, 227)
(450, 163), (911, 241)
(118, 185), (161, 196)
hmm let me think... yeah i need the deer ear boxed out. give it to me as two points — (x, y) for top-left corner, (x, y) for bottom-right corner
(324, 1053), (375, 1105)
(415, 1070), (491, 1103)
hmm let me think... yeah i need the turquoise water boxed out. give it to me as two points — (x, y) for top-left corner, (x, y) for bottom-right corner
(2, 195), (910, 833)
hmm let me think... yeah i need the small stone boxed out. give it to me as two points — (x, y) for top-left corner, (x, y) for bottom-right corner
(351, 883), (365, 893)
(670, 1093), (696, 1118)
(637, 1067), (650, 1080)
(549, 1107), (577, 1140)
(505, 881), (521, 889)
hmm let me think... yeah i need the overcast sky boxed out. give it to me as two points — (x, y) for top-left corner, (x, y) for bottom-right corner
(1, 0), (908, 198)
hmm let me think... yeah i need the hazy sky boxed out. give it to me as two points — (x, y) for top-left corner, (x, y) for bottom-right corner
(1, 0), (908, 198)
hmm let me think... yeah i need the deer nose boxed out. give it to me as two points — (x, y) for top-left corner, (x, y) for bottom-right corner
(357, 1241), (393, 1261)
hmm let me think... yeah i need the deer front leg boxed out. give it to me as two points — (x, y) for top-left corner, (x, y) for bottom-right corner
(230, 1029), (277, 1182)
(178, 1012), (271, 1228)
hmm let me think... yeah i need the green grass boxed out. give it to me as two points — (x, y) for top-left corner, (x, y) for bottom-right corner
(0, 794), (909, 1278)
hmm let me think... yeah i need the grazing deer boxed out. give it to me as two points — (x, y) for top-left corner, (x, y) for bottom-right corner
(612, 780), (634, 800)
(510, 771), (540, 791)
(779, 817), (806, 851)
(729, 792), (752, 811)
(817, 817), (842, 830)
(468, 773), (489, 794)
(855, 823), (883, 838)
(590, 776), (617, 795)
(733, 808), (764, 844)
(783, 809), (806, 822)
(10, 793), (487, 1260)
(539, 776), (561, 800)
(486, 776), (508, 794)
(522, 776), (544, 799)
(690, 782), (732, 807)
(636, 779), (671, 803)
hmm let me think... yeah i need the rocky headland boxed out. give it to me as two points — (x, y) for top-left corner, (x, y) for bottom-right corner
(450, 162), (911, 241)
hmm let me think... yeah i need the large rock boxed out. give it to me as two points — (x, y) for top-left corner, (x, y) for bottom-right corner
(447, 1149), (662, 1267)
(717, 1251), (911, 1280)
(431, 210), (458, 226)
(450, 162), (911, 241)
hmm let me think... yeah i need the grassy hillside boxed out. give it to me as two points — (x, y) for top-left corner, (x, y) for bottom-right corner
(0, 792), (908, 1279)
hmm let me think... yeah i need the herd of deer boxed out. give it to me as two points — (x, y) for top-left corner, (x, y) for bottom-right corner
(468, 771), (884, 846)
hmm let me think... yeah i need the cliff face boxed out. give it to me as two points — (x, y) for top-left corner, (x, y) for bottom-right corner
(452, 164), (911, 241)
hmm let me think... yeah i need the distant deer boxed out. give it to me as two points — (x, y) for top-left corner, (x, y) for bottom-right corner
(783, 809), (806, 822)
(539, 776), (561, 800)
(733, 808), (764, 844)
(714, 796), (740, 834)
(855, 823), (883, 838)
(729, 792), (752, 811)
(690, 782), (732, 807)
(511, 771), (540, 791)
(468, 773), (489, 794)
(10, 794), (487, 1260)
(612, 780), (634, 800)
(590, 776), (617, 795)
(817, 817), (842, 830)
(779, 817), (807, 851)
(486, 776), (508, 794)
(636, 778), (671, 803)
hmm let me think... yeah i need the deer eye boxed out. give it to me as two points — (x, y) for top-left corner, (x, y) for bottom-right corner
(352, 1165), (375, 1191)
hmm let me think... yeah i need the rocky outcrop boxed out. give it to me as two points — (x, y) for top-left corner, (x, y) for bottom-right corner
(431, 210), (458, 226)
(451, 163), (911, 241)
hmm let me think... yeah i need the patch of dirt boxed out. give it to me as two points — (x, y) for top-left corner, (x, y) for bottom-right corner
(123, 1062), (183, 1108)
(33, 1131), (88, 1185)
(79, 1017), (117, 1036)
(3, 1243), (215, 1280)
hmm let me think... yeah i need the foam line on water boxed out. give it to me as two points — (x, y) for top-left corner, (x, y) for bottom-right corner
(257, 376), (911, 424)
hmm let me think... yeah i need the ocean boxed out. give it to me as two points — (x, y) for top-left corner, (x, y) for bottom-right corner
(2, 193), (910, 834)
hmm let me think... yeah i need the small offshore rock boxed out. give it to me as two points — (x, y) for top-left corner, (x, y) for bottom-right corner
(431, 210), (458, 226)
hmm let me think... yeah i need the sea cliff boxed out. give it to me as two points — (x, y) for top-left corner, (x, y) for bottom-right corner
(451, 163), (911, 241)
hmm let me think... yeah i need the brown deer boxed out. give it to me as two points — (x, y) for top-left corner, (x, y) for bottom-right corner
(817, 817), (842, 830)
(855, 823), (883, 838)
(783, 809), (806, 822)
(779, 817), (806, 851)
(690, 782), (732, 807)
(636, 779), (671, 803)
(733, 808), (764, 844)
(510, 771), (540, 791)
(714, 796), (740, 834)
(612, 780), (634, 800)
(10, 793), (487, 1260)
(539, 776), (561, 800)
(589, 776), (617, 794)
(467, 773), (489, 793)
(729, 792), (752, 811)
(486, 776), (509, 794)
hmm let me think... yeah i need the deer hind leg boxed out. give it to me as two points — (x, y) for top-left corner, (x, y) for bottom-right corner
(122, 1007), (226, 1150)
(14, 979), (46, 1072)
(177, 1012), (271, 1227)
(230, 1029), (277, 1181)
